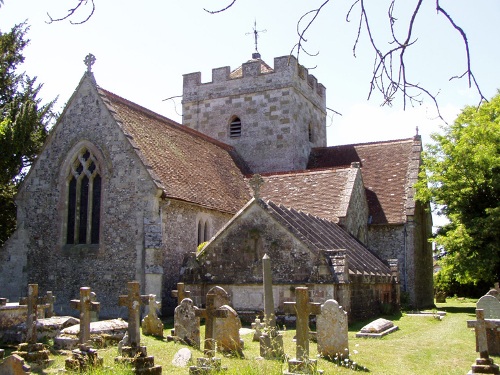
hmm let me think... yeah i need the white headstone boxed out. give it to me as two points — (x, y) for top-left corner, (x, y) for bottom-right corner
(172, 347), (192, 367)
(477, 295), (500, 319)
(316, 299), (349, 358)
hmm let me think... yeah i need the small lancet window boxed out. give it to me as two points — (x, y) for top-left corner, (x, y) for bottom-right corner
(308, 122), (314, 143)
(197, 217), (211, 246)
(66, 147), (101, 245)
(229, 117), (242, 138)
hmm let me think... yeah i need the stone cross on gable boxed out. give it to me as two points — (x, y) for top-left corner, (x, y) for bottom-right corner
(70, 287), (100, 345)
(118, 281), (150, 347)
(171, 282), (191, 306)
(249, 174), (264, 199)
(284, 287), (322, 360)
(195, 287), (229, 356)
(84, 53), (96, 73)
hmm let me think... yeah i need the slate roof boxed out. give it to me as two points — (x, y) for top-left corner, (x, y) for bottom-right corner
(98, 88), (251, 213)
(257, 168), (359, 223)
(266, 201), (391, 277)
(308, 138), (422, 225)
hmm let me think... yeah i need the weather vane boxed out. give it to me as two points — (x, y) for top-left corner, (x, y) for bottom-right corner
(246, 20), (266, 58)
(84, 53), (96, 73)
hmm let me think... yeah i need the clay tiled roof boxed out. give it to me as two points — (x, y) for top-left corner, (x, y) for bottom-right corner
(308, 138), (421, 225)
(229, 58), (274, 79)
(99, 88), (251, 213)
(257, 168), (358, 223)
(267, 201), (391, 276)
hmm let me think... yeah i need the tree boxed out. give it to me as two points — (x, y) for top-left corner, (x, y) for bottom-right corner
(46, 0), (485, 118)
(416, 93), (500, 286)
(0, 23), (56, 246)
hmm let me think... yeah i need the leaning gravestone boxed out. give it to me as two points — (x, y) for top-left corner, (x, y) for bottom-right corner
(475, 294), (500, 355)
(214, 305), (244, 356)
(169, 298), (200, 348)
(316, 299), (349, 359)
(355, 318), (398, 338)
(0, 353), (31, 374)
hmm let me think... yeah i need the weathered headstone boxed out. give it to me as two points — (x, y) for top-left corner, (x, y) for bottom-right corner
(169, 298), (200, 348)
(43, 292), (56, 319)
(141, 294), (163, 338)
(355, 318), (399, 338)
(115, 281), (162, 374)
(316, 299), (349, 359)
(89, 292), (99, 322)
(251, 317), (265, 342)
(476, 294), (500, 355)
(65, 287), (103, 372)
(283, 287), (322, 374)
(259, 254), (284, 360)
(214, 305), (244, 356)
(467, 309), (500, 374)
(0, 354), (31, 374)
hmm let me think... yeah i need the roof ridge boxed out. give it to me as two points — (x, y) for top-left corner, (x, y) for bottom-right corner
(251, 165), (353, 178)
(313, 137), (415, 150)
(98, 87), (237, 153)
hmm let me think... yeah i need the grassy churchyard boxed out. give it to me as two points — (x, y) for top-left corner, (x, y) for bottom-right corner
(2, 297), (482, 374)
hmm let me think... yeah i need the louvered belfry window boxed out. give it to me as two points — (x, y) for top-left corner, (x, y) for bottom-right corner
(66, 148), (101, 245)
(229, 117), (242, 138)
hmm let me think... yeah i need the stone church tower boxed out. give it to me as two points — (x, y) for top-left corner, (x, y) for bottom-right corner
(182, 55), (327, 173)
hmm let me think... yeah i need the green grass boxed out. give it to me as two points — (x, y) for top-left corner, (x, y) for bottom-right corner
(9, 297), (482, 374)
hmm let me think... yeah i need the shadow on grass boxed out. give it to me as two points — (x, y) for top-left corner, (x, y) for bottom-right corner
(439, 305), (476, 315)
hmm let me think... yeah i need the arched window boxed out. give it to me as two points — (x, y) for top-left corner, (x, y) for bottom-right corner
(66, 148), (102, 245)
(196, 216), (212, 246)
(308, 122), (314, 143)
(229, 116), (242, 138)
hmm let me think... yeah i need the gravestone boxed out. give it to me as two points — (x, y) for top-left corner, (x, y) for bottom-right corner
(251, 317), (265, 342)
(141, 294), (163, 338)
(355, 318), (399, 338)
(259, 254), (284, 359)
(214, 305), (244, 356)
(467, 309), (500, 374)
(65, 287), (103, 372)
(477, 294), (500, 355)
(12, 285), (51, 368)
(316, 299), (349, 359)
(171, 283), (191, 337)
(0, 354), (31, 374)
(169, 298), (200, 348)
(115, 281), (162, 374)
(283, 287), (322, 374)
(190, 287), (229, 374)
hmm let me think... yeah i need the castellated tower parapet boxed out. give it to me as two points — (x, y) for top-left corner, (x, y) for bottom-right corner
(182, 55), (327, 174)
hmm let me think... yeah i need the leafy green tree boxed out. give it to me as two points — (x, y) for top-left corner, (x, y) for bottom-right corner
(0, 23), (55, 246)
(416, 93), (500, 286)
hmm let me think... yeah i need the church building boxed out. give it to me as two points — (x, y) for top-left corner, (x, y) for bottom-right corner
(0, 53), (434, 319)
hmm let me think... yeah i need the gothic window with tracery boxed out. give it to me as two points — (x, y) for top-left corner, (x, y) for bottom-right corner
(66, 148), (101, 245)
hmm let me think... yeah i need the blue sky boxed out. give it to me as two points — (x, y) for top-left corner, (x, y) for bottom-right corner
(2, 0), (499, 148)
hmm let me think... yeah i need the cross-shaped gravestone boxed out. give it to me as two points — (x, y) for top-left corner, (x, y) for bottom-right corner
(284, 287), (322, 361)
(118, 281), (150, 347)
(70, 287), (100, 345)
(466, 309), (500, 374)
(44, 291), (56, 318)
(195, 287), (229, 355)
(171, 283), (191, 306)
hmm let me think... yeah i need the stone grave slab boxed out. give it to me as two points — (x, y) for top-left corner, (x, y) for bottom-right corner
(316, 299), (349, 359)
(355, 318), (398, 338)
(54, 318), (128, 349)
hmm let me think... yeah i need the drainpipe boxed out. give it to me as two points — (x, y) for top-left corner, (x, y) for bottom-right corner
(403, 223), (408, 292)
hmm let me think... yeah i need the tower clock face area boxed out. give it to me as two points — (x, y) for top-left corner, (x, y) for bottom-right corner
(182, 55), (327, 174)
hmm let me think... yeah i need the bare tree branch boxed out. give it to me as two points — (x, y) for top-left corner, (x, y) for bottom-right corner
(203, 0), (237, 14)
(46, 0), (95, 25)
